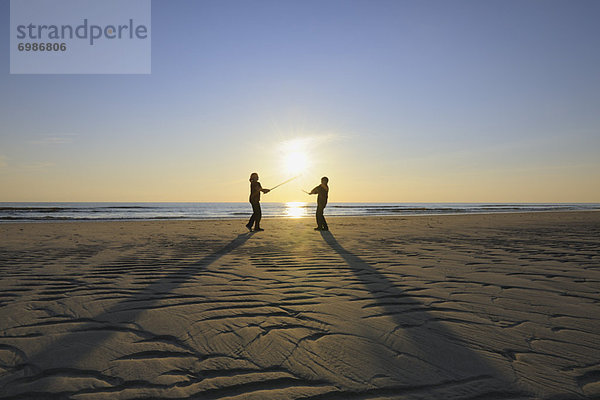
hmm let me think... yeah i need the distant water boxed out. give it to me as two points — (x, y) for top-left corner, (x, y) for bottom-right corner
(1, 202), (598, 222)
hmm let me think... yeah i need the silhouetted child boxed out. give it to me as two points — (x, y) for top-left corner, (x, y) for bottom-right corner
(309, 176), (329, 231)
(246, 172), (270, 231)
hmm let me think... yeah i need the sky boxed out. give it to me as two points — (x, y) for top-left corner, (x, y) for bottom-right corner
(1, 0), (599, 203)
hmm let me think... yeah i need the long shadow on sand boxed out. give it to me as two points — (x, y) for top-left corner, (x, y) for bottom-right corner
(318, 230), (530, 399)
(0, 232), (255, 398)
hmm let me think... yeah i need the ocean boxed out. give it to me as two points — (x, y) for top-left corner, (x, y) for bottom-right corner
(0, 202), (598, 222)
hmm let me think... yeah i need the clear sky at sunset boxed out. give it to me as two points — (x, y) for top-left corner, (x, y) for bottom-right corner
(1, 0), (599, 202)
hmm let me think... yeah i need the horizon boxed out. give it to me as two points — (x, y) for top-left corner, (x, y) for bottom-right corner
(2, 1), (599, 203)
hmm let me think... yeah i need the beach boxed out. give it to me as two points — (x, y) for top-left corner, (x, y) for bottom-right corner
(0, 211), (599, 399)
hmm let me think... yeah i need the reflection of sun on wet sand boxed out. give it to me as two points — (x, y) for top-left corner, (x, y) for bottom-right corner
(0, 212), (599, 399)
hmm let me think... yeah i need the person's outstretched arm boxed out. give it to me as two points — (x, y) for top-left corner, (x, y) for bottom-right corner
(256, 182), (269, 194)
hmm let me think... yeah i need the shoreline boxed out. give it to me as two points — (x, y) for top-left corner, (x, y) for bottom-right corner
(1, 202), (598, 224)
(1, 208), (599, 225)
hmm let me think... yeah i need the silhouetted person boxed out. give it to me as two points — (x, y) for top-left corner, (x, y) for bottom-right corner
(246, 172), (270, 231)
(309, 176), (329, 231)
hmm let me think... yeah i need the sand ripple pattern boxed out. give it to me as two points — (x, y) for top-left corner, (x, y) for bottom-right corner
(0, 213), (599, 399)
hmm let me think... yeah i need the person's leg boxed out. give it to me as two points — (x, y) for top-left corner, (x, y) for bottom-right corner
(321, 206), (328, 230)
(315, 210), (320, 228)
(316, 205), (324, 230)
(254, 202), (263, 230)
(247, 202), (256, 230)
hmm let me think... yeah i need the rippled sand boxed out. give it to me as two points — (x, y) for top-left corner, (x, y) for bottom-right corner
(1, 212), (599, 399)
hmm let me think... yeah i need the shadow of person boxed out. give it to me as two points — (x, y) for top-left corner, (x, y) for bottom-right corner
(318, 230), (528, 398)
(1, 231), (255, 397)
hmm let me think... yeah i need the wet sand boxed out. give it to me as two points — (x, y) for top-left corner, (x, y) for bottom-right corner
(0, 212), (599, 399)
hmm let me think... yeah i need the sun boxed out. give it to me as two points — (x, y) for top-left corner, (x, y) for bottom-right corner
(284, 151), (308, 175)
(281, 139), (310, 175)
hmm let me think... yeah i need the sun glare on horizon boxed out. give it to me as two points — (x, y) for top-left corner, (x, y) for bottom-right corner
(284, 202), (309, 218)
